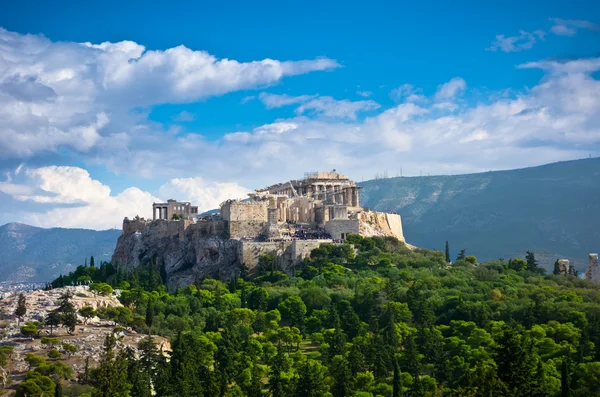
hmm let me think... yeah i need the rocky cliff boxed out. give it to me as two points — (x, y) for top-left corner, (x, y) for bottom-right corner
(111, 219), (239, 290)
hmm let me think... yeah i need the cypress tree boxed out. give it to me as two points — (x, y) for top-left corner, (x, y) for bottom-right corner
(15, 293), (27, 324)
(393, 355), (403, 397)
(90, 256), (95, 268)
(525, 251), (538, 271)
(561, 359), (571, 397)
(268, 349), (286, 397)
(445, 241), (450, 263)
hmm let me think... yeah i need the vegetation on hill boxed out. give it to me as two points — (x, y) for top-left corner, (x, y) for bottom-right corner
(42, 235), (600, 396)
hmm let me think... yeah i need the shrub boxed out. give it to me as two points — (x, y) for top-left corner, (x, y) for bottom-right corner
(48, 349), (61, 359)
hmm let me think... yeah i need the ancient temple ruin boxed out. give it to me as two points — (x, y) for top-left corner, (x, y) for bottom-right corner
(115, 171), (406, 288)
(152, 199), (198, 220)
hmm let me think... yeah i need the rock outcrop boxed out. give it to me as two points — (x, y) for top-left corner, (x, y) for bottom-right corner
(112, 219), (240, 290)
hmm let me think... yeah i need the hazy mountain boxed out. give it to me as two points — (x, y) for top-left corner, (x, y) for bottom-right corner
(359, 158), (600, 271)
(0, 223), (121, 282)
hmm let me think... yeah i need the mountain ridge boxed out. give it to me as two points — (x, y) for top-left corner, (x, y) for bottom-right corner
(359, 157), (600, 271)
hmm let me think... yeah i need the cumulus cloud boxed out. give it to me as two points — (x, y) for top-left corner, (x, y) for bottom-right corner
(0, 165), (249, 229)
(487, 30), (545, 52)
(0, 27), (339, 160)
(258, 92), (379, 119)
(158, 177), (249, 211)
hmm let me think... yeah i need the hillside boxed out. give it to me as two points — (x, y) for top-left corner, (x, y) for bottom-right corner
(0, 223), (121, 282)
(359, 157), (600, 271)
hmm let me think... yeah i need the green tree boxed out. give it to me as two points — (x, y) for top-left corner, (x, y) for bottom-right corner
(525, 251), (539, 272)
(445, 241), (450, 263)
(15, 293), (27, 324)
(392, 355), (403, 397)
(15, 371), (55, 397)
(90, 256), (95, 268)
(268, 349), (287, 397)
(495, 325), (538, 396)
(561, 359), (571, 397)
(90, 333), (131, 397)
(45, 311), (61, 336)
(330, 355), (352, 397)
(278, 296), (307, 331)
(79, 306), (96, 325)
(294, 360), (327, 397)
(456, 249), (466, 261)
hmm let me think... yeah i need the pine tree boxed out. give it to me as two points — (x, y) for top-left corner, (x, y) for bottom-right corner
(57, 292), (77, 335)
(14, 293), (27, 325)
(393, 355), (403, 397)
(45, 311), (61, 336)
(294, 360), (327, 397)
(456, 249), (466, 261)
(445, 241), (450, 263)
(91, 333), (132, 397)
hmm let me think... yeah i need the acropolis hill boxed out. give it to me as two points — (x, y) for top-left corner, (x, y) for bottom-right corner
(111, 171), (406, 289)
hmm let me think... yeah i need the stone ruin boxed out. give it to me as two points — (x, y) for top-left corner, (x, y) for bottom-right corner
(585, 253), (600, 284)
(113, 170), (407, 288)
(556, 259), (570, 275)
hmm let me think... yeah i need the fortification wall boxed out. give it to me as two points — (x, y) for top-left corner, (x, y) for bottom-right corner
(325, 219), (360, 240)
(227, 202), (268, 222)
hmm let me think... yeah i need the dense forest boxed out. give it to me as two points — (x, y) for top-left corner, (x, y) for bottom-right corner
(30, 235), (600, 396)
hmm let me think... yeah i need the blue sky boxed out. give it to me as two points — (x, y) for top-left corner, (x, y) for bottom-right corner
(0, 0), (599, 229)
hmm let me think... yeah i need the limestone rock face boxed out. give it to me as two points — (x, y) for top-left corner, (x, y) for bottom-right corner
(111, 220), (240, 291)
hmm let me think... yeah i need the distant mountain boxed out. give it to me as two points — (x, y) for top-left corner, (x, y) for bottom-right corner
(0, 223), (121, 282)
(359, 158), (600, 271)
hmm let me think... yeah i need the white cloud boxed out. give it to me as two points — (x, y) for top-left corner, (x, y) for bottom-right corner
(487, 30), (545, 52)
(389, 84), (426, 103)
(434, 77), (467, 100)
(0, 165), (248, 229)
(258, 92), (379, 119)
(518, 58), (600, 75)
(550, 18), (600, 36)
(158, 177), (249, 212)
(0, 27), (339, 160)
(357, 91), (372, 97)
